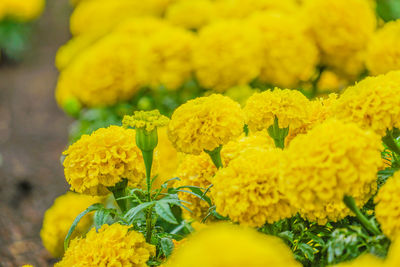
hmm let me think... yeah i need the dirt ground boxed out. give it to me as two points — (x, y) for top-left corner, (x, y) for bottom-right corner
(0, 1), (72, 266)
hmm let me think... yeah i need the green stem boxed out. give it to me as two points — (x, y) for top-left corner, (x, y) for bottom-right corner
(343, 195), (381, 236)
(146, 206), (154, 243)
(205, 145), (223, 169)
(108, 179), (128, 212)
(141, 150), (154, 200)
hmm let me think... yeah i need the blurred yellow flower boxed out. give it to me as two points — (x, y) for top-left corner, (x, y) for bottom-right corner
(0, 0), (45, 22)
(332, 254), (384, 267)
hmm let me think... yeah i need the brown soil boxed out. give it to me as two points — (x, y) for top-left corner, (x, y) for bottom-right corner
(0, 1), (72, 266)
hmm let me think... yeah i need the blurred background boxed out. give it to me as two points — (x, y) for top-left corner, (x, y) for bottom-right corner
(0, 0), (71, 266)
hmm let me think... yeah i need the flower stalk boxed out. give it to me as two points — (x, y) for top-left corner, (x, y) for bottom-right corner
(108, 178), (128, 212)
(343, 195), (381, 236)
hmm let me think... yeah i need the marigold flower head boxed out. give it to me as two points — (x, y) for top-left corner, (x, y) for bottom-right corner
(175, 152), (216, 221)
(282, 119), (382, 224)
(55, 33), (150, 108)
(165, 224), (301, 267)
(248, 11), (319, 88)
(244, 88), (312, 140)
(375, 172), (400, 240)
(168, 94), (245, 155)
(113, 16), (170, 36)
(69, 0), (170, 36)
(303, 0), (376, 74)
(166, 0), (216, 30)
(40, 192), (101, 258)
(366, 19), (400, 75)
(386, 240), (400, 266)
(144, 25), (195, 90)
(212, 148), (295, 227)
(305, 93), (338, 131)
(0, 0), (45, 22)
(55, 224), (155, 267)
(123, 110), (169, 132)
(334, 70), (400, 136)
(193, 20), (263, 92)
(63, 126), (150, 196)
(332, 254), (385, 267)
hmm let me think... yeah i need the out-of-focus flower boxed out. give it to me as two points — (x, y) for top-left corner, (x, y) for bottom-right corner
(224, 85), (257, 107)
(332, 254), (385, 267)
(0, 0), (45, 22)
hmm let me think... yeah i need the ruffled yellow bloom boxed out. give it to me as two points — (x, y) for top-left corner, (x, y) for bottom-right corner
(213, 148), (295, 227)
(56, 224), (155, 267)
(0, 0), (45, 22)
(244, 88), (311, 139)
(122, 110), (169, 132)
(193, 20), (262, 92)
(248, 12), (319, 88)
(55, 33), (150, 108)
(113, 16), (170, 36)
(332, 254), (385, 267)
(282, 119), (382, 224)
(63, 126), (149, 196)
(165, 224), (301, 267)
(144, 25), (195, 90)
(334, 71), (400, 136)
(214, 0), (298, 19)
(166, 0), (216, 30)
(366, 19), (400, 75)
(375, 172), (400, 240)
(168, 94), (245, 155)
(305, 93), (337, 130)
(69, 0), (171, 36)
(303, 0), (376, 76)
(175, 152), (216, 221)
(40, 192), (101, 258)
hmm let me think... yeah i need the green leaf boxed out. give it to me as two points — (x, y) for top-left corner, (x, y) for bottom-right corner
(64, 203), (103, 251)
(155, 202), (178, 224)
(160, 237), (174, 258)
(93, 208), (112, 230)
(124, 202), (155, 223)
(298, 243), (315, 261)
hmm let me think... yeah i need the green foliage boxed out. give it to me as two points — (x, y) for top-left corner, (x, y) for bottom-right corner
(0, 20), (31, 61)
(377, 0), (400, 22)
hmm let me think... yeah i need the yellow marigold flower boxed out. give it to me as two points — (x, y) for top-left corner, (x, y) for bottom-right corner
(248, 12), (319, 88)
(366, 19), (400, 75)
(63, 126), (149, 196)
(55, 32), (103, 71)
(56, 224), (155, 267)
(375, 172), (400, 240)
(386, 240), (400, 266)
(55, 33), (150, 108)
(224, 85), (257, 107)
(1, 0), (45, 22)
(166, 0), (216, 30)
(40, 192), (101, 258)
(165, 224), (301, 267)
(334, 70), (400, 136)
(21, 265), (34, 267)
(212, 148), (295, 227)
(305, 93), (338, 130)
(168, 94), (245, 155)
(304, 0), (376, 75)
(145, 25), (195, 90)
(282, 119), (382, 224)
(123, 110), (169, 132)
(244, 88), (311, 139)
(193, 20), (262, 92)
(175, 152), (215, 221)
(69, 0), (170, 36)
(331, 254), (385, 267)
(113, 16), (170, 36)
(214, 0), (298, 20)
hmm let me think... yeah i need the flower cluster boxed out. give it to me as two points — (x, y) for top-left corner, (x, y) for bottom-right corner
(56, 224), (155, 267)
(122, 110), (169, 132)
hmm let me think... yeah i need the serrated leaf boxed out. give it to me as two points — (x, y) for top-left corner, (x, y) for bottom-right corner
(155, 202), (178, 224)
(124, 202), (154, 223)
(298, 243), (315, 261)
(160, 237), (174, 258)
(278, 231), (294, 243)
(64, 203), (103, 250)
